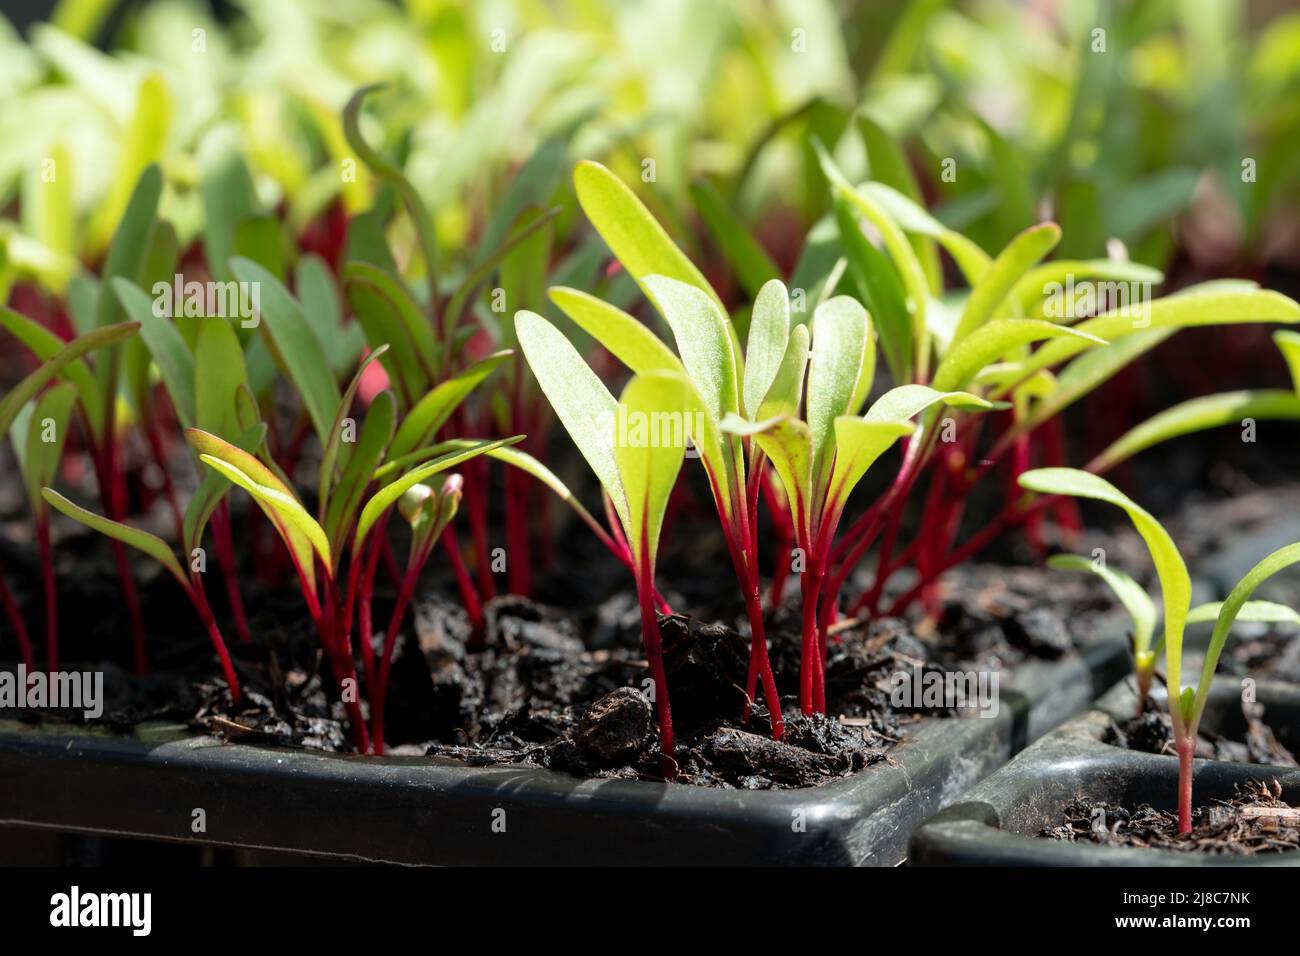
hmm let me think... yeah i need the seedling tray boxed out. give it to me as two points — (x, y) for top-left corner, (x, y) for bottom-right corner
(908, 679), (1300, 866)
(0, 631), (1128, 866)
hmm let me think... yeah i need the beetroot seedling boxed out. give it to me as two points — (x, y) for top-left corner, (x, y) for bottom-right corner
(1021, 468), (1300, 834)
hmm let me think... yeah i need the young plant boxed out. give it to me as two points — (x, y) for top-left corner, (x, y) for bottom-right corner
(555, 159), (1095, 724)
(515, 310), (691, 779)
(806, 138), (1300, 630)
(0, 320), (141, 673)
(184, 347), (518, 755)
(1020, 468), (1300, 834)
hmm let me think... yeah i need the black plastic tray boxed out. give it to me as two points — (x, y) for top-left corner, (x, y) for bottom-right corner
(909, 678), (1300, 866)
(0, 630), (1129, 865)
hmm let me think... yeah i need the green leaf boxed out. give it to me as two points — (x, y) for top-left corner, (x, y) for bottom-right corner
(232, 217), (287, 283)
(739, 415), (813, 541)
(42, 488), (189, 591)
(231, 257), (340, 445)
(1047, 554), (1157, 660)
(343, 84), (439, 311)
(807, 296), (870, 488)
(89, 74), (170, 251)
(318, 346), (389, 518)
(1090, 390), (1300, 474)
(17, 383), (77, 512)
(111, 278), (197, 427)
(296, 254), (353, 378)
(613, 372), (692, 568)
(858, 114), (941, 293)
(1275, 330), (1300, 394)
(1018, 468), (1191, 708)
(92, 164), (161, 435)
(95, 165), (162, 332)
(194, 318), (252, 437)
(825, 418), (913, 519)
(1187, 601), (1300, 627)
(0, 322), (139, 437)
(864, 384), (997, 424)
(344, 207), (398, 275)
(188, 428), (331, 580)
(474, 137), (566, 266)
(757, 324), (811, 419)
(951, 223), (1061, 346)
(743, 279), (791, 419)
(399, 475), (463, 556)
(200, 143), (260, 284)
(354, 437), (522, 557)
(498, 207), (554, 336)
(515, 310), (627, 528)
(689, 179), (781, 299)
(1190, 542), (1300, 733)
(1007, 330), (1177, 443)
(548, 287), (682, 376)
(343, 260), (438, 381)
(345, 275), (426, 408)
(1017, 289), (1300, 382)
(182, 422), (266, 556)
(814, 143), (929, 360)
(931, 319), (1107, 393)
(643, 275), (741, 422)
(323, 390), (396, 556)
(1009, 260), (1164, 316)
(443, 207), (559, 346)
(0, 306), (103, 433)
(832, 197), (911, 384)
(388, 351), (511, 459)
(573, 160), (721, 313)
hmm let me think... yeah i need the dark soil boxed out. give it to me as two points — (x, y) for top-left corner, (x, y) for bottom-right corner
(1104, 701), (1298, 767)
(1043, 779), (1300, 855)
(2, 504), (1120, 788)
(1, 470), (1288, 790)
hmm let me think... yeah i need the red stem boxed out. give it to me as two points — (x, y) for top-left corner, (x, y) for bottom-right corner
(36, 515), (57, 672)
(505, 464), (532, 596)
(356, 521), (387, 682)
(143, 414), (184, 542)
(0, 560), (35, 674)
(442, 525), (485, 637)
(635, 537), (676, 781)
(189, 576), (241, 707)
(505, 362), (532, 597)
(212, 501), (251, 643)
(1176, 735), (1194, 835)
(371, 542), (433, 755)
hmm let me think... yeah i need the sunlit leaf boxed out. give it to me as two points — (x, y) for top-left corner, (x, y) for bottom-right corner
(548, 286), (681, 376)
(613, 372), (691, 568)
(1019, 468), (1191, 704)
(1047, 554), (1157, 658)
(1191, 543), (1300, 732)
(931, 319), (1107, 393)
(1090, 390), (1300, 473)
(950, 222), (1061, 346)
(516, 309), (626, 527)
(0, 322), (138, 437)
(42, 488), (189, 590)
(574, 160), (721, 312)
